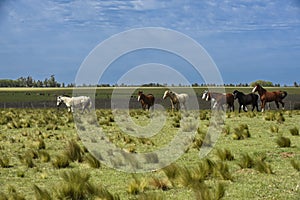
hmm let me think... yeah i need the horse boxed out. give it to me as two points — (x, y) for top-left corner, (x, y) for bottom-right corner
(202, 90), (234, 111)
(137, 91), (155, 111)
(57, 95), (92, 113)
(233, 90), (259, 113)
(162, 90), (189, 111)
(252, 84), (287, 112)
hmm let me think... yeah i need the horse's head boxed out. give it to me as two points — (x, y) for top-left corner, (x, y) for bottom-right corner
(232, 90), (239, 99)
(201, 90), (210, 101)
(137, 91), (143, 101)
(163, 90), (170, 99)
(57, 96), (64, 106)
(252, 84), (260, 93)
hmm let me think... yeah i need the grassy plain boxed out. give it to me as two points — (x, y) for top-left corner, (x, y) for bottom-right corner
(0, 107), (299, 199)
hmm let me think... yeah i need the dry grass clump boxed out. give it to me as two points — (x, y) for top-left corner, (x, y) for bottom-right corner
(289, 127), (299, 136)
(215, 148), (234, 161)
(64, 140), (84, 162)
(127, 175), (148, 195)
(238, 153), (273, 174)
(232, 124), (251, 140)
(52, 154), (69, 169)
(270, 125), (279, 133)
(290, 159), (300, 171)
(0, 155), (11, 168)
(276, 136), (291, 147)
(84, 153), (101, 168)
(32, 169), (119, 200)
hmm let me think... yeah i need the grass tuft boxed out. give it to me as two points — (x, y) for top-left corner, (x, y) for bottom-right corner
(33, 185), (52, 200)
(276, 136), (291, 147)
(290, 159), (300, 171)
(216, 148), (234, 161)
(238, 153), (255, 169)
(52, 155), (69, 169)
(289, 127), (299, 136)
(85, 153), (101, 168)
(64, 140), (84, 162)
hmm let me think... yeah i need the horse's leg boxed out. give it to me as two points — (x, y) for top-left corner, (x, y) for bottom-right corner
(275, 101), (279, 109)
(261, 101), (265, 112)
(243, 104), (248, 112)
(239, 104), (242, 113)
(279, 100), (285, 110)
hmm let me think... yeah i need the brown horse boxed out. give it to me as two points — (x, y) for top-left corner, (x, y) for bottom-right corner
(252, 84), (287, 112)
(202, 90), (234, 111)
(137, 91), (155, 111)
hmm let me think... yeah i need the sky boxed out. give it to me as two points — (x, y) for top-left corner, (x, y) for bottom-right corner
(0, 0), (299, 86)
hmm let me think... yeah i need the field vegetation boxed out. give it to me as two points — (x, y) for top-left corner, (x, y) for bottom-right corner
(0, 106), (299, 199)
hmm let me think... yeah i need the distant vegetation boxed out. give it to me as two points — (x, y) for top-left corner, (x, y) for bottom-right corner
(0, 76), (299, 88)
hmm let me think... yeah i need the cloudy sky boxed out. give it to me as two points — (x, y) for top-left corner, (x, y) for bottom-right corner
(0, 0), (299, 85)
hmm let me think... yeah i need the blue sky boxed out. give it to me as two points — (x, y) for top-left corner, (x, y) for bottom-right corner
(0, 0), (299, 85)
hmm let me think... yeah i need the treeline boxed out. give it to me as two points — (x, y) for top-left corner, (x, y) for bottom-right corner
(0, 77), (299, 87)
(0, 75), (69, 88)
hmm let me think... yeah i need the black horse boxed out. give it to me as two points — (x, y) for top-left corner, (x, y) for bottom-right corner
(233, 90), (259, 113)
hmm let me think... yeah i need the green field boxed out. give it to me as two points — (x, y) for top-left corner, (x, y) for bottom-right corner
(0, 107), (299, 199)
(0, 87), (299, 110)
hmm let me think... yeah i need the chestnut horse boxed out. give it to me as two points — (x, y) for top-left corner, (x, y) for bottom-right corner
(137, 91), (155, 111)
(252, 84), (287, 112)
(202, 90), (234, 111)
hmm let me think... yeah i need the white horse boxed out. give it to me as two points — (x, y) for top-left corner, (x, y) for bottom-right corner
(57, 96), (92, 113)
(163, 90), (189, 111)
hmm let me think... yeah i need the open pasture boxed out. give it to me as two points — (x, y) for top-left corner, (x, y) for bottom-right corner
(0, 87), (299, 110)
(0, 108), (299, 199)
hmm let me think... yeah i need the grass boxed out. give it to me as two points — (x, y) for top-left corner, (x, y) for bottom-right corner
(0, 108), (299, 199)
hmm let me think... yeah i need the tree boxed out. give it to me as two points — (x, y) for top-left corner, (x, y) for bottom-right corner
(294, 82), (298, 87)
(250, 80), (274, 87)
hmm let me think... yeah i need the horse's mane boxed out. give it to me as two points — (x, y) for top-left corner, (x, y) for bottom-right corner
(257, 84), (266, 92)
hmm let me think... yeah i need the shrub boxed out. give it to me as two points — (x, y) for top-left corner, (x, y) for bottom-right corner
(276, 136), (291, 147)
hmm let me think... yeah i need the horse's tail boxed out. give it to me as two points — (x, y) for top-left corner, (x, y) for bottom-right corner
(280, 91), (287, 99)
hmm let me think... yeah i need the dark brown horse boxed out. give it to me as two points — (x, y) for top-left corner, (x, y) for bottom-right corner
(233, 90), (259, 112)
(252, 84), (287, 112)
(202, 90), (234, 111)
(137, 91), (155, 111)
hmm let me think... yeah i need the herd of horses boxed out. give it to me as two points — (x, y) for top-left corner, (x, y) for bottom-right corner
(57, 84), (288, 113)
